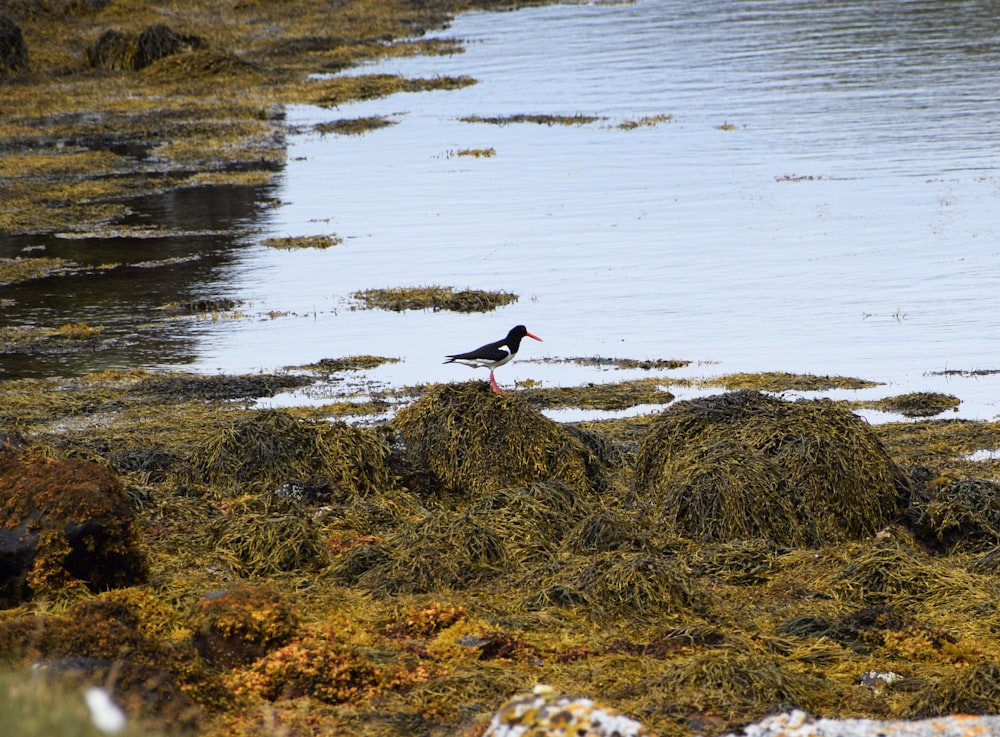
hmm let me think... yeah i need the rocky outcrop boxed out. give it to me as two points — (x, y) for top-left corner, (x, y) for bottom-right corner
(0, 450), (147, 605)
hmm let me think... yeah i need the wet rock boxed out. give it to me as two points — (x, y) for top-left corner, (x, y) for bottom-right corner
(273, 477), (333, 504)
(0, 14), (28, 75)
(0, 453), (147, 606)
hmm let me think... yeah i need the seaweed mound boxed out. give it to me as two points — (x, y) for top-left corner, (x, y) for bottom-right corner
(187, 409), (391, 497)
(912, 478), (1000, 554)
(86, 23), (201, 71)
(633, 391), (905, 546)
(393, 382), (604, 498)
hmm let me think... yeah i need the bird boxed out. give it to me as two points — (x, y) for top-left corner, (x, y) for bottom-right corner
(444, 325), (542, 393)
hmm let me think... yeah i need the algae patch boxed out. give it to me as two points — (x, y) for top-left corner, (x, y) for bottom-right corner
(702, 371), (880, 392)
(460, 113), (604, 126)
(617, 113), (674, 129)
(261, 234), (342, 250)
(524, 379), (675, 411)
(351, 285), (518, 313)
(0, 257), (77, 285)
(0, 322), (105, 354)
(314, 115), (398, 136)
(865, 392), (961, 419)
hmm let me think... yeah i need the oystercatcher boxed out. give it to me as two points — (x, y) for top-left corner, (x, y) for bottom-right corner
(444, 325), (542, 393)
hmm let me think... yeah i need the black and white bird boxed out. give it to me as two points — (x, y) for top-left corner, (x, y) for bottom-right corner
(444, 325), (542, 393)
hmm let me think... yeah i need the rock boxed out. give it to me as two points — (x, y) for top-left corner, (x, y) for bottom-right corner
(483, 686), (653, 737)
(0, 452), (147, 605)
(190, 585), (299, 668)
(0, 14), (28, 75)
(723, 710), (1000, 737)
(483, 692), (1000, 737)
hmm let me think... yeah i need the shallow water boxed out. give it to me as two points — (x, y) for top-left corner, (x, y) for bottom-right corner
(4, 0), (1000, 420)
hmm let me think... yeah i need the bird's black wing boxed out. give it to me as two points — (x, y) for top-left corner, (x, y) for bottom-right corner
(445, 339), (508, 363)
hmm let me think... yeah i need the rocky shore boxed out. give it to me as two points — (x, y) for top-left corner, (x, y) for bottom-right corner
(4, 2), (1000, 736)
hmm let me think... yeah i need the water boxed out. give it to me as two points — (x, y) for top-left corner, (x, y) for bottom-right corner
(3, 0), (1000, 420)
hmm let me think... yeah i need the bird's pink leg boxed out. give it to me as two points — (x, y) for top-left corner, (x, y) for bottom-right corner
(489, 371), (503, 393)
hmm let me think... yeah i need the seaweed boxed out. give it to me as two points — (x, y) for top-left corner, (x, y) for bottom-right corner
(392, 382), (604, 498)
(523, 380), (675, 411)
(351, 285), (518, 313)
(186, 409), (391, 496)
(905, 662), (1000, 716)
(346, 509), (510, 595)
(315, 115), (398, 136)
(703, 372), (880, 392)
(912, 478), (1000, 554)
(260, 234), (342, 249)
(633, 391), (906, 546)
(663, 648), (832, 719)
(210, 495), (330, 577)
(460, 114), (603, 126)
(867, 392), (961, 419)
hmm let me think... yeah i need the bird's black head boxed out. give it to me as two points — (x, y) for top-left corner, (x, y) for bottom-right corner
(505, 325), (542, 347)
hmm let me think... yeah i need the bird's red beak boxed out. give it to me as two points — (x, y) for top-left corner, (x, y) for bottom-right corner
(526, 331), (542, 342)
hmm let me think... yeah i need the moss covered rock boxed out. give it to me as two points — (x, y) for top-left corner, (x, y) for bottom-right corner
(0, 451), (147, 605)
